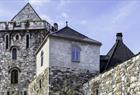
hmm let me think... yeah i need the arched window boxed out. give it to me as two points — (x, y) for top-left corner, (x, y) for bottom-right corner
(5, 35), (9, 49)
(16, 35), (19, 40)
(41, 51), (44, 66)
(26, 34), (29, 48)
(71, 45), (81, 62)
(12, 48), (17, 60)
(11, 69), (18, 84)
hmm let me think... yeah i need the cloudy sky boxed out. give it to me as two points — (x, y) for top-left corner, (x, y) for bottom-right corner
(0, 0), (139, 54)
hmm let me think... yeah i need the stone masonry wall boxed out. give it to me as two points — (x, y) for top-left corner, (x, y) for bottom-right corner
(0, 30), (48, 95)
(83, 54), (140, 95)
(49, 37), (100, 73)
(28, 68), (49, 95)
(28, 66), (97, 95)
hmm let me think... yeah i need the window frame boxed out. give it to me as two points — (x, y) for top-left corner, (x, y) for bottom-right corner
(71, 45), (81, 62)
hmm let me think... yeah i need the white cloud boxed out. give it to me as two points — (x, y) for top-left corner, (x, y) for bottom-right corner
(26, 0), (50, 6)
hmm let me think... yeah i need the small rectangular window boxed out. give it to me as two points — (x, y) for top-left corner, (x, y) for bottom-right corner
(71, 47), (80, 62)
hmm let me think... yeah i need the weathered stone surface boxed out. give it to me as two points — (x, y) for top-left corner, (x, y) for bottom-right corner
(28, 68), (49, 95)
(0, 29), (48, 95)
(83, 54), (140, 95)
(28, 66), (97, 95)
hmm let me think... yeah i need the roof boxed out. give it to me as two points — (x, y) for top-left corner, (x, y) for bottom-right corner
(35, 26), (102, 55)
(100, 33), (134, 73)
(50, 26), (102, 45)
(11, 3), (42, 22)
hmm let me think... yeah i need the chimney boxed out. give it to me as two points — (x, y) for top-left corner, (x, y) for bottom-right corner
(116, 32), (123, 41)
(54, 23), (58, 31)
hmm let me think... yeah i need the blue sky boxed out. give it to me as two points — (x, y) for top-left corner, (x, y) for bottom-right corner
(0, 0), (139, 54)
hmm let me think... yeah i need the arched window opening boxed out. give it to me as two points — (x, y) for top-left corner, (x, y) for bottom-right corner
(6, 35), (9, 49)
(41, 51), (44, 66)
(12, 48), (17, 60)
(26, 34), (29, 48)
(16, 35), (19, 40)
(11, 69), (18, 84)
(71, 45), (81, 62)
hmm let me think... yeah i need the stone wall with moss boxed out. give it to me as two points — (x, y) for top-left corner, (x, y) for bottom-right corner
(83, 54), (140, 95)
(28, 68), (49, 95)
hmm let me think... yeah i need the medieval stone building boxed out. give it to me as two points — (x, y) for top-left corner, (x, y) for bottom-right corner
(0, 3), (54, 95)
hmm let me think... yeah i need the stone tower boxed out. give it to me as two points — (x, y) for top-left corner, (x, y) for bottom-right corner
(0, 3), (52, 95)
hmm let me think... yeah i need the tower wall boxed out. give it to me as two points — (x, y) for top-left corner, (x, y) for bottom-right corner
(0, 28), (49, 95)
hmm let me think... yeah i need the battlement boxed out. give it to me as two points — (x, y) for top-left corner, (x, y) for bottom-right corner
(0, 20), (52, 31)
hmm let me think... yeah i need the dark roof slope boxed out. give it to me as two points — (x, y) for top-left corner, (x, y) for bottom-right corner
(50, 26), (102, 45)
(100, 33), (134, 73)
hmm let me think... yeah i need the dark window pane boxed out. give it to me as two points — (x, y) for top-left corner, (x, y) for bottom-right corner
(7, 91), (10, 95)
(71, 47), (80, 62)
(16, 35), (19, 40)
(12, 48), (17, 60)
(11, 69), (18, 84)
(6, 35), (9, 49)
(41, 51), (44, 66)
(96, 89), (99, 95)
(24, 91), (27, 95)
(26, 35), (29, 48)
(39, 80), (42, 89)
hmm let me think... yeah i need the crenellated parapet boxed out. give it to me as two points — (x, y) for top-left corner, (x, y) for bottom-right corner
(0, 20), (52, 31)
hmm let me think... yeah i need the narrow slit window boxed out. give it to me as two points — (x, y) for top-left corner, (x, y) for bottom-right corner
(41, 51), (44, 66)
(24, 91), (27, 95)
(26, 35), (29, 48)
(11, 69), (18, 84)
(39, 80), (42, 89)
(7, 91), (10, 95)
(12, 48), (17, 60)
(96, 89), (99, 95)
(6, 35), (9, 49)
